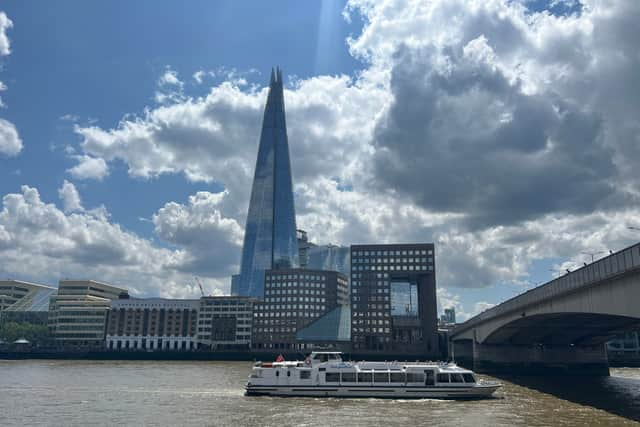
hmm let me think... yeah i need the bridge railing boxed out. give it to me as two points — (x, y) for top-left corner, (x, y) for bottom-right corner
(454, 242), (640, 334)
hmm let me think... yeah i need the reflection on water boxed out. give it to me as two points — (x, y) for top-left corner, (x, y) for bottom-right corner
(0, 361), (639, 426)
(496, 368), (640, 422)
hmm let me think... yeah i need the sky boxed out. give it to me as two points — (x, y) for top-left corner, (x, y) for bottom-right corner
(0, 0), (639, 321)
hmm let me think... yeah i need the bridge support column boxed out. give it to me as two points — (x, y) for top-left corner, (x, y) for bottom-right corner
(472, 343), (610, 376)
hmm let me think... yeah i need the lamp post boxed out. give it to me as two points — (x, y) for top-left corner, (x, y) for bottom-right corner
(581, 251), (604, 263)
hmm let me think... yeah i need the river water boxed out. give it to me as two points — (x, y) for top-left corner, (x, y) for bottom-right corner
(1, 360), (639, 426)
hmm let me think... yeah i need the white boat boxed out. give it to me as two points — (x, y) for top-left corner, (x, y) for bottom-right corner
(245, 351), (501, 399)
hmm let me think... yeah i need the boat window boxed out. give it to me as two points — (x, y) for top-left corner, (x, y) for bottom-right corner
(325, 372), (340, 383)
(437, 373), (449, 383)
(406, 373), (424, 383)
(287, 370), (291, 377)
(300, 370), (311, 380)
(357, 372), (372, 383)
(390, 372), (405, 383)
(341, 372), (356, 382)
(462, 374), (476, 383)
(451, 373), (464, 383)
(276, 370), (280, 377)
(374, 372), (389, 383)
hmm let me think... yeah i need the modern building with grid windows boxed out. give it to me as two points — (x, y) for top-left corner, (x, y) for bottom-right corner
(350, 243), (439, 357)
(252, 269), (348, 350)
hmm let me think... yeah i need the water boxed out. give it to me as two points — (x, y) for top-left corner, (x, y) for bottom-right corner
(1, 360), (639, 426)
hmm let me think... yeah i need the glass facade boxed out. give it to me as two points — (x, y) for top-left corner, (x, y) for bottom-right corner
(235, 68), (299, 298)
(307, 245), (350, 278)
(390, 280), (418, 317)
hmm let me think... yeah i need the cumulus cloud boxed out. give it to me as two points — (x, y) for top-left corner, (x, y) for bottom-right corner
(0, 118), (22, 156)
(0, 11), (12, 56)
(58, 180), (83, 213)
(52, 0), (640, 317)
(153, 190), (244, 276)
(67, 154), (109, 180)
(0, 186), (244, 297)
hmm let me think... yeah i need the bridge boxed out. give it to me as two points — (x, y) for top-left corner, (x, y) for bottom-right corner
(450, 242), (640, 375)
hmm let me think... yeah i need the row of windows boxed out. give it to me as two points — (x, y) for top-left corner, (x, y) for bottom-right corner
(353, 265), (434, 272)
(257, 305), (326, 313)
(352, 311), (389, 318)
(352, 304), (390, 311)
(352, 319), (390, 326)
(266, 289), (326, 297)
(352, 249), (432, 256)
(263, 296), (326, 303)
(352, 257), (433, 265)
(267, 274), (327, 281)
(255, 311), (323, 320)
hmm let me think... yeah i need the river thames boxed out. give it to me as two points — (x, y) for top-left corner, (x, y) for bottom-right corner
(1, 360), (639, 426)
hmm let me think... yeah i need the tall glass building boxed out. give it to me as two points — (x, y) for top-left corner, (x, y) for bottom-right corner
(232, 68), (299, 298)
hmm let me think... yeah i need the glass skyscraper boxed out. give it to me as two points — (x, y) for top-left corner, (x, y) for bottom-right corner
(232, 68), (299, 298)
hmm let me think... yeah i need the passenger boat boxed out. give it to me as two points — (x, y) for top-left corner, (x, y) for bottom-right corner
(245, 351), (501, 399)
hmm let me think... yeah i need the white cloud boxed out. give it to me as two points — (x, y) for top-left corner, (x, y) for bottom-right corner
(0, 185), (244, 298)
(58, 180), (83, 213)
(0, 118), (22, 156)
(67, 154), (109, 180)
(0, 11), (13, 56)
(153, 190), (244, 276)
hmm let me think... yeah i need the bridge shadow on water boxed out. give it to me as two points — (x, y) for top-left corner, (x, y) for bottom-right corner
(494, 371), (640, 422)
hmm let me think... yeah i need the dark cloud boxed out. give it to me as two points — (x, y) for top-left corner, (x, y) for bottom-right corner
(371, 41), (616, 229)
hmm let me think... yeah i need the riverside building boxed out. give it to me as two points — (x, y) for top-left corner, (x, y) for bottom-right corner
(48, 280), (128, 348)
(106, 297), (199, 351)
(0, 280), (55, 312)
(350, 243), (439, 357)
(252, 269), (349, 350)
(196, 296), (256, 350)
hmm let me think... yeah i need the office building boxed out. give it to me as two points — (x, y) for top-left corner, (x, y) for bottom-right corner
(252, 269), (348, 350)
(350, 243), (439, 356)
(0, 280), (55, 313)
(307, 244), (350, 278)
(197, 296), (256, 350)
(297, 229), (315, 268)
(106, 297), (199, 351)
(48, 279), (128, 347)
(233, 68), (299, 298)
(441, 307), (456, 325)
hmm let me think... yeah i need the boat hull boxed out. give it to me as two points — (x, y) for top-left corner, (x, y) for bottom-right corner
(245, 384), (500, 399)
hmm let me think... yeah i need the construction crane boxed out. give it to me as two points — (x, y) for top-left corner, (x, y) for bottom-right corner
(194, 276), (205, 297)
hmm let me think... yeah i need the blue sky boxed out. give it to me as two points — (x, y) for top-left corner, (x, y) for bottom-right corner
(1, 1), (639, 320)
(0, 1), (361, 238)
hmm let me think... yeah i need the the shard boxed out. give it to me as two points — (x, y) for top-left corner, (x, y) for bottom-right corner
(232, 67), (299, 298)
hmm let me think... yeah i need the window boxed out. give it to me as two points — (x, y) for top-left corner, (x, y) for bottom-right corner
(357, 372), (372, 383)
(390, 372), (405, 383)
(462, 373), (476, 383)
(325, 372), (340, 383)
(437, 373), (449, 383)
(406, 373), (424, 383)
(276, 370), (280, 377)
(300, 370), (311, 380)
(374, 372), (389, 383)
(341, 372), (356, 382)
(451, 373), (464, 383)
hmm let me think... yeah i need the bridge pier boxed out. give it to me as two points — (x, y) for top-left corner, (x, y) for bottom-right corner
(455, 341), (610, 376)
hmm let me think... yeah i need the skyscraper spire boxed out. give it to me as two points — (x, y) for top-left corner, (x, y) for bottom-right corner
(231, 68), (298, 298)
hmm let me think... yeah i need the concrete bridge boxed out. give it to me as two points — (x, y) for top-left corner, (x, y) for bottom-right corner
(451, 242), (640, 375)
